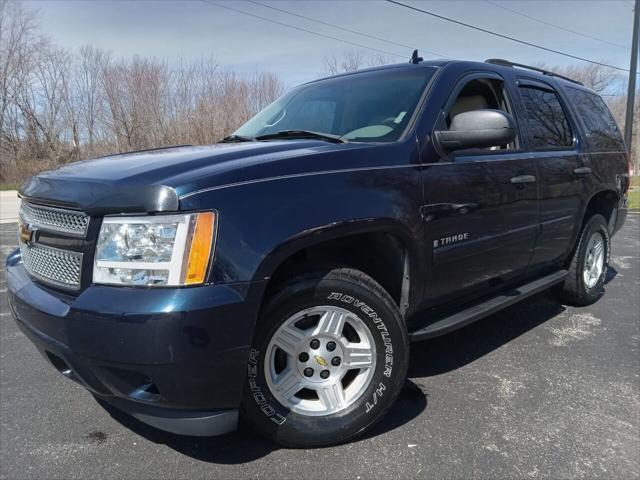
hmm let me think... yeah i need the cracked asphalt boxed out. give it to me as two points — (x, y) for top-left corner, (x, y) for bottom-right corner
(1, 215), (639, 479)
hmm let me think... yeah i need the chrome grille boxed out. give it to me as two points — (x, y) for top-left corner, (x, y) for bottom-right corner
(20, 242), (83, 290)
(20, 201), (89, 237)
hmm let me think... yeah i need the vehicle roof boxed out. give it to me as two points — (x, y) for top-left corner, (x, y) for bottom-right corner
(305, 59), (451, 84)
(309, 59), (599, 97)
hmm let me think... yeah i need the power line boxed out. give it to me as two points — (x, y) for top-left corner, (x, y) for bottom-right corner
(201, 1), (407, 60)
(246, 0), (452, 59)
(386, 0), (631, 72)
(484, 0), (630, 50)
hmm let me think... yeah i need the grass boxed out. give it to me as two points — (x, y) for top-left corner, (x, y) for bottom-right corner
(631, 176), (640, 188)
(0, 183), (20, 191)
(628, 190), (640, 210)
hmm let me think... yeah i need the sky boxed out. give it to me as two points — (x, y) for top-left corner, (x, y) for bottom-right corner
(25, 0), (637, 89)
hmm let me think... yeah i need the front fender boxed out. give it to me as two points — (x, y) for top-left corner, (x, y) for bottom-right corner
(180, 163), (425, 288)
(253, 216), (420, 282)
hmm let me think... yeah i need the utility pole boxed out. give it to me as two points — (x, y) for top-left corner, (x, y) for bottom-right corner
(624, 0), (639, 174)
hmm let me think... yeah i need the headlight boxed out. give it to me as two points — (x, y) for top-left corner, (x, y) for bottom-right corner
(93, 212), (215, 287)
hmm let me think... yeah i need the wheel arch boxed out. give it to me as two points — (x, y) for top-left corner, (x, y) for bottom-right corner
(254, 219), (423, 319)
(581, 189), (619, 232)
(563, 189), (618, 269)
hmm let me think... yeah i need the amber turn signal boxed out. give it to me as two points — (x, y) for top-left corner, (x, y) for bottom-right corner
(184, 212), (215, 285)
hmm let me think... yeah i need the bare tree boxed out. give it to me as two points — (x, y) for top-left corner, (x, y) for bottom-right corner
(0, 0), (38, 178)
(12, 39), (74, 167)
(0, 0), (36, 137)
(248, 71), (284, 115)
(367, 53), (394, 68)
(102, 57), (172, 151)
(323, 51), (392, 75)
(74, 45), (110, 158)
(550, 63), (620, 96)
(324, 51), (362, 75)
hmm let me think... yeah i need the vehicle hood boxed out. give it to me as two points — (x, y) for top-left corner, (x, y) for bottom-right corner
(19, 141), (369, 214)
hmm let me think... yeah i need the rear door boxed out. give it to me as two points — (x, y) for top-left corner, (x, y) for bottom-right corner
(420, 72), (539, 305)
(515, 79), (587, 268)
(563, 86), (628, 233)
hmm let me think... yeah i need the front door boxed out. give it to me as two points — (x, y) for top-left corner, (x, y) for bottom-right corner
(420, 73), (539, 306)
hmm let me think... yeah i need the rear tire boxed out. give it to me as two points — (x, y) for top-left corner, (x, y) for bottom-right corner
(240, 267), (409, 448)
(553, 214), (610, 306)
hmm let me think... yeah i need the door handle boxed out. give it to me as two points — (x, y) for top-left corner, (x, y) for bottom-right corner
(510, 175), (536, 184)
(574, 167), (592, 175)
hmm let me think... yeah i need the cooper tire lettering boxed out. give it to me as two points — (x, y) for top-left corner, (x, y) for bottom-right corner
(247, 348), (287, 425)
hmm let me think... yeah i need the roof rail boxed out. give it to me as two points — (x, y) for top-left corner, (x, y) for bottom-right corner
(485, 58), (584, 86)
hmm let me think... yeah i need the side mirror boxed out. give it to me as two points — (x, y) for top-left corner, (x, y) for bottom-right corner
(434, 109), (516, 152)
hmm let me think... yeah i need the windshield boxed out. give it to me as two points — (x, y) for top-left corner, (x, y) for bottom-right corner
(234, 67), (436, 143)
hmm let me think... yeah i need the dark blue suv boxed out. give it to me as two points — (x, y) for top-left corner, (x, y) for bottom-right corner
(6, 58), (630, 447)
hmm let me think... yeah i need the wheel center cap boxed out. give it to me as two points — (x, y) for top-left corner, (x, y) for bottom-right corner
(313, 354), (329, 367)
(296, 336), (344, 383)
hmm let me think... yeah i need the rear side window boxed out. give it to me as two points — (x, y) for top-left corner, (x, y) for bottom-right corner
(565, 87), (624, 152)
(519, 85), (573, 150)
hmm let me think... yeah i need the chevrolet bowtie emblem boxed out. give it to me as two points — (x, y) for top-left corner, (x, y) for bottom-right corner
(314, 355), (328, 367)
(19, 223), (34, 244)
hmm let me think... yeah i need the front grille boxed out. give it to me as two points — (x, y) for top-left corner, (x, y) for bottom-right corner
(20, 201), (89, 237)
(20, 242), (83, 290)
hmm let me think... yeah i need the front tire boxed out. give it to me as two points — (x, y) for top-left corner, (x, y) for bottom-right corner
(241, 267), (409, 448)
(553, 214), (610, 306)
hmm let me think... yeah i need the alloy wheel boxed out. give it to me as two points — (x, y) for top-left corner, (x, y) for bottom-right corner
(583, 231), (605, 289)
(264, 306), (376, 416)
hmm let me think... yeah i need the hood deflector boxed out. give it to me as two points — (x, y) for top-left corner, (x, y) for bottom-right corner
(19, 176), (179, 215)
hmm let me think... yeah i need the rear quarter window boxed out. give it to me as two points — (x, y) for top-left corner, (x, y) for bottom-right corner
(565, 87), (625, 152)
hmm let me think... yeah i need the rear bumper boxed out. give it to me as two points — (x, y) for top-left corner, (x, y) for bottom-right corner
(6, 249), (265, 435)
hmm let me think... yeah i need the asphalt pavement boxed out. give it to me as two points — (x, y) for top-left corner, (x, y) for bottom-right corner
(1, 216), (639, 479)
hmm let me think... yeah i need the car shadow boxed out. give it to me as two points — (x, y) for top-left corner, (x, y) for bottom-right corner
(94, 377), (427, 462)
(95, 288), (578, 463)
(95, 397), (276, 463)
(408, 290), (566, 378)
(604, 265), (618, 284)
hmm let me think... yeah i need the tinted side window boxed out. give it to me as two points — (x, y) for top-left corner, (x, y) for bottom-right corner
(565, 87), (624, 152)
(519, 85), (573, 150)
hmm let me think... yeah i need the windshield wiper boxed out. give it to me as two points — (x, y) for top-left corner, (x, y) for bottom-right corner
(219, 134), (256, 143)
(255, 130), (347, 144)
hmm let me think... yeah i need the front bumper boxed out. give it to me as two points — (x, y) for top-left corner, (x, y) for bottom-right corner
(6, 249), (266, 436)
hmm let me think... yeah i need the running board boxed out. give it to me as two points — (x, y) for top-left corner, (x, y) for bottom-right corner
(409, 270), (567, 341)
